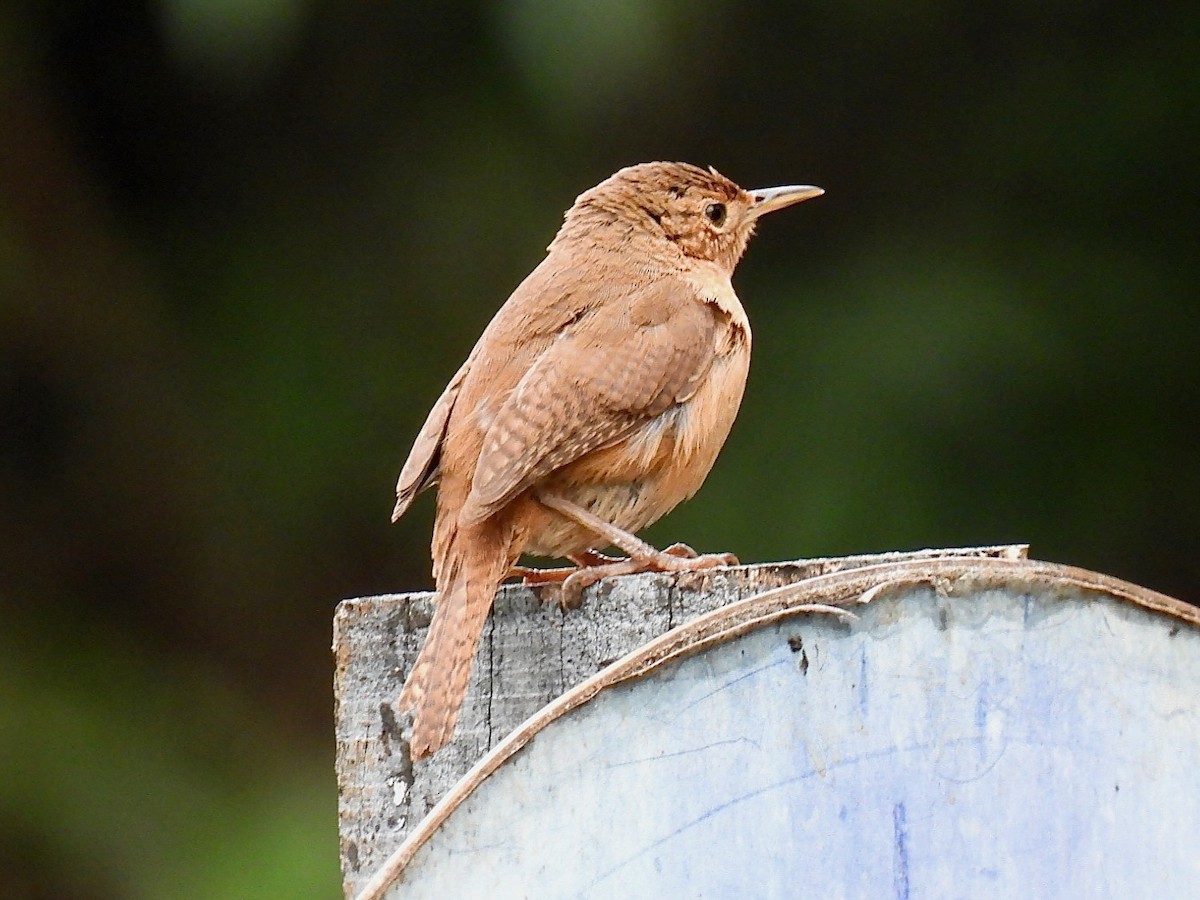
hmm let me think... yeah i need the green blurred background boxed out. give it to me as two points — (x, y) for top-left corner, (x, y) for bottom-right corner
(1, 0), (1196, 895)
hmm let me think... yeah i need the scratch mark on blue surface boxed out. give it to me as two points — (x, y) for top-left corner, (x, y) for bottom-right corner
(604, 737), (761, 769)
(445, 838), (509, 857)
(577, 735), (996, 896)
(935, 734), (1009, 785)
(577, 772), (818, 895)
(859, 646), (869, 718)
(673, 658), (787, 715)
(892, 801), (910, 899)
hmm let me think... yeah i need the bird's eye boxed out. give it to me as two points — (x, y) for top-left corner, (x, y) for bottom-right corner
(704, 203), (727, 227)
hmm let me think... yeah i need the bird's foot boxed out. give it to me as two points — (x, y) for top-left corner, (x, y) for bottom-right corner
(557, 546), (739, 607)
(559, 556), (647, 608)
(634, 546), (740, 573)
(507, 564), (575, 585)
(662, 542), (698, 559)
(507, 550), (625, 585)
(510, 550), (628, 609)
(533, 492), (740, 605)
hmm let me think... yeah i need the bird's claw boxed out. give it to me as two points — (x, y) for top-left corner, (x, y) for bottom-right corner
(663, 542), (698, 559)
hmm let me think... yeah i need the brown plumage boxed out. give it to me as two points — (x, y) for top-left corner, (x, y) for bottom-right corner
(391, 162), (823, 757)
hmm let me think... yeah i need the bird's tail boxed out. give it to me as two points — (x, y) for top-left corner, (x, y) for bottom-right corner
(398, 543), (510, 758)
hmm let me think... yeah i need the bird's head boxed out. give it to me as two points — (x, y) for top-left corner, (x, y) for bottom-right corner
(552, 161), (823, 274)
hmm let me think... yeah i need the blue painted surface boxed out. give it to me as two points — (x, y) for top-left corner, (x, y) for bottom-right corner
(397, 586), (1200, 898)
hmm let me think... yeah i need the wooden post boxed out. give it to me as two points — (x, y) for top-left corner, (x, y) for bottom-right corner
(334, 545), (1032, 898)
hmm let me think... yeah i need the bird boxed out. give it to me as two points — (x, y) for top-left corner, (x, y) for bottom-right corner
(391, 161), (822, 758)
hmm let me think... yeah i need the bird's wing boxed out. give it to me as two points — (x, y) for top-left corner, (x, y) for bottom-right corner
(461, 277), (718, 524)
(392, 356), (473, 522)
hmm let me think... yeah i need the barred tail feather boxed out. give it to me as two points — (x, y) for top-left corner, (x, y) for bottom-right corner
(398, 549), (508, 758)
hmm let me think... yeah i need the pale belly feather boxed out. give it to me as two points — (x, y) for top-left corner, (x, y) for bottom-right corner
(523, 328), (751, 558)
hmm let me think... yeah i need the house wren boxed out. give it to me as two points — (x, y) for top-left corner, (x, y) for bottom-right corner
(391, 161), (822, 757)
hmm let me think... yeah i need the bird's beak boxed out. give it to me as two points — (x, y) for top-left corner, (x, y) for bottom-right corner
(748, 184), (824, 219)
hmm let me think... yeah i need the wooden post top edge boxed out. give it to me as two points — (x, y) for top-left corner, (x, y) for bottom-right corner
(336, 543), (1031, 611)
